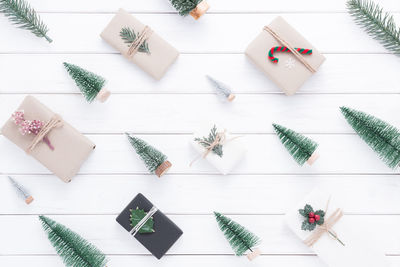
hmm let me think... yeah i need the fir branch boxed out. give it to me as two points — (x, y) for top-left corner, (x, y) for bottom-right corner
(0, 0), (52, 42)
(120, 27), (150, 54)
(169, 0), (201, 16)
(347, 0), (400, 56)
(194, 125), (223, 157)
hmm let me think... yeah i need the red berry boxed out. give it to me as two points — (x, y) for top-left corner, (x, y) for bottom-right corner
(314, 214), (320, 221)
(309, 217), (315, 224)
(308, 212), (315, 218)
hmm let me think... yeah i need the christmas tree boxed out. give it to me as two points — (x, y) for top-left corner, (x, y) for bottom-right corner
(214, 212), (261, 261)
(206, 75), (235, 102)
(168, 0), (209, 20)
(340, 106), (400, 169)
(8, 176), (33, 204)
(125, 133), (172, 177)
(63, 62), (110, 103)
(38, 215), (108, 267)
(347, 0), (400, 56)
(273, 123), (319, 166)
(0, 0), (52, 42)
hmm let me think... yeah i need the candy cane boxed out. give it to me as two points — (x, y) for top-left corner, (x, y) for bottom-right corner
(268, 46), (312, 63)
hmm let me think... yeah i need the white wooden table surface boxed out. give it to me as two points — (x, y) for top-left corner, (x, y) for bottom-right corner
(1, 0), (400, 266)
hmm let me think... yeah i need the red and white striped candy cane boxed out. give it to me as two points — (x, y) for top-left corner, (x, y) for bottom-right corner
(268, 46), (312, 63)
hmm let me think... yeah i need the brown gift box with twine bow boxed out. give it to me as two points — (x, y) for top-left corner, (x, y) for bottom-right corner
(245, 16), (325, 95)
(1, 96), (95, 183)
(101, 9), (179, 80)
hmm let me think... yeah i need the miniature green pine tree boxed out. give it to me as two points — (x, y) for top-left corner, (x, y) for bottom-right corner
(273, 123), (319, 166)
(347, 0), (400, 56)
(63, 62), (110, 103)
(340, 106), (400, 169)
(168, 0), (209, 19)
(0, 0), (52, 42)
(125, 133), (172, 177)
(38, 215), (108, 267)
(214, 212), (261, 261)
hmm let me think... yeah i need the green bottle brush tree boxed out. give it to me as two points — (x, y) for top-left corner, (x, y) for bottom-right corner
(63, 62), (111, 103)
(168, 0), (210, 20)
(125, 133), (172, 177)
(38, 215), (108, 267)
(273, 123), (319, 166)
(214, 212), (262, 261)
(0, 0), (52, 42)
(340, 106), (400, 169)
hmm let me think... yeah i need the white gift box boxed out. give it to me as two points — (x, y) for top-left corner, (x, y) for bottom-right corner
(285, 188), (388, 267)
(190, 124), (246, 175)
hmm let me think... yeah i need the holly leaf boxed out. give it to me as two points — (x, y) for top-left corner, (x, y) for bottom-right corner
(315, 209), (325, 225)
(130, 207), (155, 234)
(303, 204), (314, 215)
(298, 208), (306, 217)
(301, 220), (316, 231)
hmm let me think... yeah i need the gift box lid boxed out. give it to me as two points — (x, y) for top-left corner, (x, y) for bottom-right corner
(1, 95), (95, 183)
(100, 9), (179, 80)
(245, 16), (325, 95)
(285, 188), (388, 267)
(116, 193), (183, 259)
(190, 124), (246, 175)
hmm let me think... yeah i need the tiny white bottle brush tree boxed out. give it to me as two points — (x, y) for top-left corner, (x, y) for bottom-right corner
(206, 75), (236, 102)
(8, 176), (33, 204)
(125, 133), (172, 177)
(63, 62), (111, 103)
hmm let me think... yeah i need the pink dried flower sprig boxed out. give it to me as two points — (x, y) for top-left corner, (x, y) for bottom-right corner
(12, 110), (54, 150)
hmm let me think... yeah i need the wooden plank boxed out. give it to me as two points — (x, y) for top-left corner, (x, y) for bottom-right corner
(1, 134), (400, 175)
(1, 54), (400, 94)
(26, 0), (400, 13)
(1, 13), (398, 53)
(1, 214), (399, 255)
(2, 175), (400, 214)
(1, 95), (399, 134)
(3, 255), (400, 267)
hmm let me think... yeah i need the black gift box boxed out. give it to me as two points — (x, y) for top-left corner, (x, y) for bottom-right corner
(116, 193), (183, 259)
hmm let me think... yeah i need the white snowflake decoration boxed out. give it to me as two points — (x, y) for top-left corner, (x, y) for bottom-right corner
(285, 57), (296, 70)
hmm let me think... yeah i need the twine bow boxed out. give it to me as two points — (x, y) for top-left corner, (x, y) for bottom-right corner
(26, 115), (63, 153)
(303, 198), (345, 247)
(201, 129), (226, 158)
(263, 26), (316, 73)
(127, 26), (153, 57)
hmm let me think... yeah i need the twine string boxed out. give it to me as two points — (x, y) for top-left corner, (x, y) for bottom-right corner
(127, 26), (153, 57)
(26, 115), (63, 153)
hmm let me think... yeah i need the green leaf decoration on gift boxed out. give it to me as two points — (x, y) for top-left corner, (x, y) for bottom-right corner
(120, 27), (150, 54)
(130, 207), (155, 234)
(299, 204), (325, 231)
(194, 125), (223, 157)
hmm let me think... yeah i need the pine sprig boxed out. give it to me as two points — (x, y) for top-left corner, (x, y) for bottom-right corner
(39, 215), (108, 267)
(340, 106), (400, 169)
(347, 0), (400, 56)
(120, 27), (150, 54)
(273, 123), (318, 166)
(214, 212), (261, 256)
(194, 125), (223, 157)
(0, 0), (52, 42)
(169, 0), (201, 16)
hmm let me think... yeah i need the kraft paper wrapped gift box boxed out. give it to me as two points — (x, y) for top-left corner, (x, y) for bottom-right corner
(116, 193), (183, 259)
(190, 124), (246, 175)
(101, 8), (179, 80)
(285, 188), (388, 267)
(245, 16), (325, 95)
(1, 96), (95, 183)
